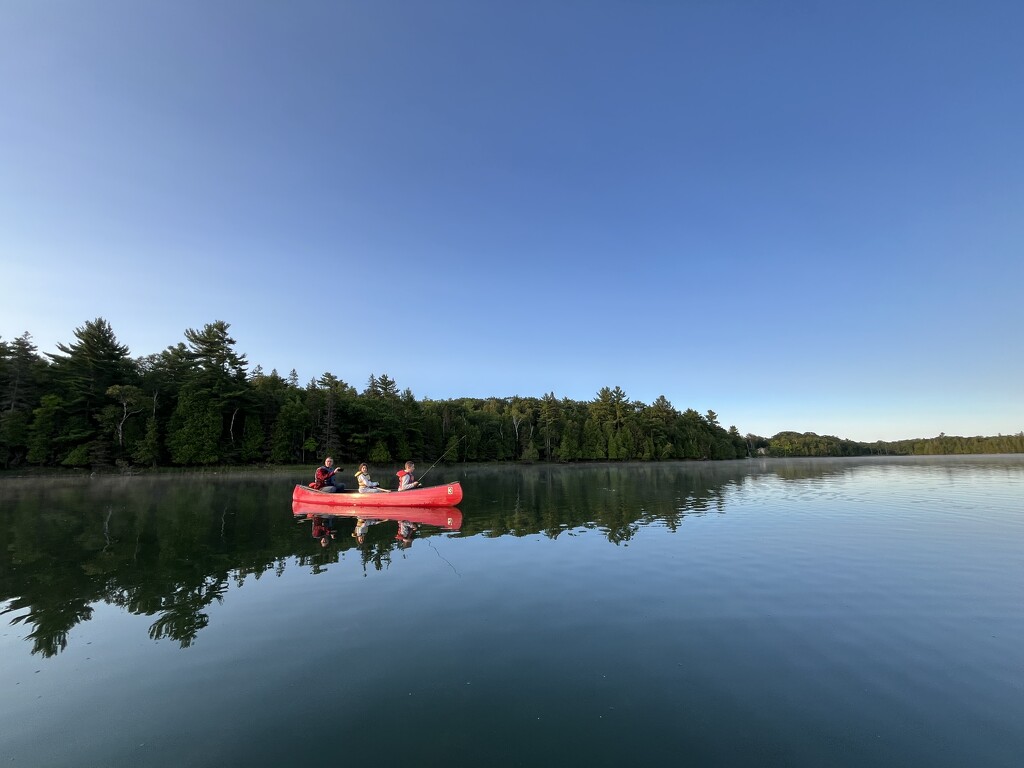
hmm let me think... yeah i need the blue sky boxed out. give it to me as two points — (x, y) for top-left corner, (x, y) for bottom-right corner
(1, 0), (1021, 442)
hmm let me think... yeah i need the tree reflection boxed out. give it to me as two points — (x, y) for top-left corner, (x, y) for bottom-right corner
(103, 574), (230, 648)
(144, 576), (228, 647)
(0, 460), (900, 657)
(4, 597), (94, 657)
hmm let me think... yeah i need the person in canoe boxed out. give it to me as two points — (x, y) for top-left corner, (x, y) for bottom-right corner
(355, 462), (386, 493)
(310, 456), (345, 492)
(396, 460), (421, 491)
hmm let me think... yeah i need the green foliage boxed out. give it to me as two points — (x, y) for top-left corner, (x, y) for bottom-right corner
(521, 439), (540, 462)
(167, 388), (221, 465)
(763, 430), (1024, 458)
(558, 418), (582, 460)
(0, 409), (31, 467)
(240, 417), (263, 463)
(27, 395), (63, 465)
(271, 396), (310, 464)
(1, 332), (48, 414)
(184, 320), (248, 384)
(369, 440), (391, 463)
(6, 317), (1020, 469)
(103, 384), (147, 454)
(48, 319), (137, 453)
(133, 416), (161, 467)
(60, 443), (91, 467)
(0, 334), (43, 466)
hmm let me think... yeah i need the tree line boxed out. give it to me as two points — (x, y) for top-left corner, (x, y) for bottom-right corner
(0, 318), (748, 470)
(2, 318), (1019, 470)
(761, 430), (1024, 457)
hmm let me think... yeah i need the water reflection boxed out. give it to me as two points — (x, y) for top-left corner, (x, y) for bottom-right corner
(304, 515), (337, 547)
(471, 462), (736, 541)
(290, 504), (460, 573)
(290, 501), (463, 531)
(2, 457), (1020, 658)
(395, 520), (418, 548)
(352, 516), (382, 545)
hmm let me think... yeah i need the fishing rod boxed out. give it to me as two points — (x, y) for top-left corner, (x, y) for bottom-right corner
(416, 435), (466, 485)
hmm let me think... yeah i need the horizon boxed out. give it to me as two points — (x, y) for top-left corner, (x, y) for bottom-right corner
(2, 1), (1022, 444)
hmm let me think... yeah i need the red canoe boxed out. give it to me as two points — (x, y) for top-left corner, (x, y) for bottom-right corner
(292, 503), (463, 530)
(291, 481), (463, 508)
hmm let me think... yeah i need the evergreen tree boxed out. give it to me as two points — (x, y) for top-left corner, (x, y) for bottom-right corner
(2, 332), (48, 413)
(521, 438), (540, 461)
(582, 416), (607, 459)
(558, 418), (582, 461)
(539, 392), (561, 461)
(679, 409), (708, 459)
(167, 387), (221, 465)
(271, 396), (310, 464)
(369, 440), (391, 463)
(27, 395), (64, 465)
(250, 367), (296, 459)
(0, 333), (46, 465)
(48, 318), (137, 464)
(183, 321), (249, 458)
(132, 415), (161, 467)
(240, 417), (264, 462)
(0, 409), (31, 467)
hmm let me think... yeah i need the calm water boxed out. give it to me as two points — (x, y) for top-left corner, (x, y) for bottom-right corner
(1, 457), (1022, 767)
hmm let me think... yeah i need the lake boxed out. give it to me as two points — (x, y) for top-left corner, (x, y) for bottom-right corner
(1, 457), (1022, 767)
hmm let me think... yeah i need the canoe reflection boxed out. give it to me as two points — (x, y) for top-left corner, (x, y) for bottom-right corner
(291, 503), (462, 531)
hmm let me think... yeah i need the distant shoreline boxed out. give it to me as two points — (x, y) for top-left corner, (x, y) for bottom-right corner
(4, 451), (1023, 482)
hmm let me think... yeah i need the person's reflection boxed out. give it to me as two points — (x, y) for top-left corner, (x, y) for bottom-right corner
(351, 517), (381, 545)
(395, 520), (418, 548)
(310, 515), (336, 547)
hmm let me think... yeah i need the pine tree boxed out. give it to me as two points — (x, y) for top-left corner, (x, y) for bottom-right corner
(167, 388), (221, 465)
(132, 415), (161, 467)
(27, 395), (63, 465)
(240, 417), (264, 462)
(48, 318), (137, 464)
(182, 321), (249, 457)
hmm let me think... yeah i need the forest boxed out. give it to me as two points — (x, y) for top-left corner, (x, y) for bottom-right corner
(1, 318), (1020, 470)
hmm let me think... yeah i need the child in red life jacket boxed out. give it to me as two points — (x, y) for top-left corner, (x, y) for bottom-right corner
(396, 461), (421, 491)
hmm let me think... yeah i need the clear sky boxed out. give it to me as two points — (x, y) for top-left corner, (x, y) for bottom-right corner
(2, 1), (1022, 442)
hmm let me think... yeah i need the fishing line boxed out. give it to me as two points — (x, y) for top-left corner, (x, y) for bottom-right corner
(426, 537), (460, 577)
(417, 434), (467, 484)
